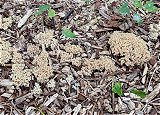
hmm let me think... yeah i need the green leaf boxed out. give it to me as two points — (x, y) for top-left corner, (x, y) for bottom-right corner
(48, 8), (56, 19)
(133, 13), (143, 24)
(134, 0), (143, 8)
(84, 0), (91, 4)
(39, 4), (50, 12)
(62, 28), (76, 38)
(144, 1), (158, 12)
(118, 2), (130, 16)
(34, 4), (50, 17)
(34, 10), (44, 16)
(112, 82), (123, 96)
(37, 108), (45, 115)
(130, 88), (147, 99)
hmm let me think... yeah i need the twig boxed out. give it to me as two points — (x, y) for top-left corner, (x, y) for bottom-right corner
(111, 77), (115, 114)
(18, 9), (33, 28)
(147, 66), (159, 92)
(63, 9), (74, 20)
(142, 83), (160, 103)
(11, 100), (23, 115)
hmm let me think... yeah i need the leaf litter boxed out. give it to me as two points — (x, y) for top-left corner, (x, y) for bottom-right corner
(0, 0), (160, 114)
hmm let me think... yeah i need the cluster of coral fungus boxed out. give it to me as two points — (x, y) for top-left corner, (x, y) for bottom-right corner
(108, 31), (151, 66)
(0, 31), (151, 93)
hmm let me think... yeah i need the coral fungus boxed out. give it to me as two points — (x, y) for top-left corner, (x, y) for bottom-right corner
(34, 30), (58, 47)
(0, 15), (13, 30)
(108, 31), (151, 66)
(63, 43), (83, 55)
(81, 56), (116, 76)
(0, 38), (13, 65)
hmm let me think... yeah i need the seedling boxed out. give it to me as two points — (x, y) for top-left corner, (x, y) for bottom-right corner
(118, 2), (130, 16)
(130, 88), (147, 99)
(133, 13), (143, 24)
(144, 1), (158, 12)
(84, 0), (92, 4)
(62, 28), (76, 38)
(112, 82), (148, 99)
(34, 4), (56, 19)
(112, 82), (123, 96)
(134, 0), (143, 8)
(118, 0), (158, 24)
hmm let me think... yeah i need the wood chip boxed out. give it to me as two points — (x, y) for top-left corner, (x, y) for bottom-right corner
(44, 93), (58, 106)
(73, 104), (82, 115)
(0, 104), (4, 109)
(99, 9), (111, 20)
(15, 93), (33, 105)
(142, 64), (148, 76)
(0, 79), (13, 87)
(25, 106), (35, 115)
(0, 111), (4, 115)
(142, 83), (160, 102)
(1, 93), (12, 98)
(18, 9), (33, 28)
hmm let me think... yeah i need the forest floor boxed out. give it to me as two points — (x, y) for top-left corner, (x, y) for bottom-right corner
(0, 0), (160, 115)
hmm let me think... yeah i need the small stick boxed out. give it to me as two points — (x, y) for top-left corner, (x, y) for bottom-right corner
(63, 9), (74, 20)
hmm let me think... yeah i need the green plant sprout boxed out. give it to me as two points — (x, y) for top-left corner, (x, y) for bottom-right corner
(112, 82), (123, 96)
(133, 13), (143, 24)
(62, 28), (76, 38)
(118, 0), (158, 24)
(112, 82), (148, 99)
(134, 0), (143, 8)
(84, 0), (92, 4)
(130, 88), (147, 99)
(34, 4), (56, 19)
(118, 2), (130, 16)
(144, 1), (158, 12)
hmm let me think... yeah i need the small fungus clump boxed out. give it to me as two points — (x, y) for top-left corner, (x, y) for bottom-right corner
(11, 64), (32, 87)
(81, 56), (116, 76)
(63, 43), (84, 55)
(34, 30), (58, 47)
(149, 23), (160, 40)
(0, 38), (13, 65)
(108, 32), (151, 66)
(12, 51), (24, 64)
(47, 78), (56, 88)
(32, 50), (53, 83)
(60, 51), (74, 63)
(32, 50), (49, 66)
(32, 83), (42, 95)
(27, 44), (41, 57)
(0, 15), (13, 30)
(71, 57), (82, 67)
(33, 65), (53, 83)
(0, 51), (12, 65)
(0, 38), (12, 51)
